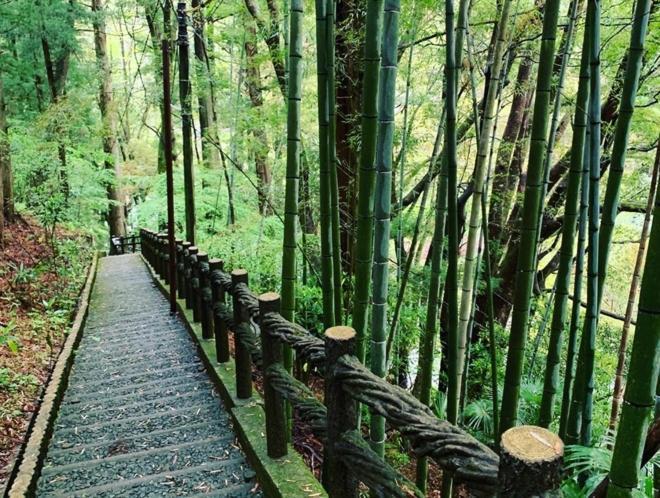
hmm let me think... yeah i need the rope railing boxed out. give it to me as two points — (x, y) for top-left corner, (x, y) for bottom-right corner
(139, 228), (565, 498)
(265, 364), (327, 439)
(335, 430), (424, 498)
(335, 354), (499, 491)
(261, 312), (326, 367)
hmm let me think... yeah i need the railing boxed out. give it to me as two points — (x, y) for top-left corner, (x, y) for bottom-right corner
(140, 229), (564, 497)
(109, 234), (141, 255)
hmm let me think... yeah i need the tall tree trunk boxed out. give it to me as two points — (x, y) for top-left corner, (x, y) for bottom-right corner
(607, 146), (660, 498)
(178, 1), (196, 243)
(369, 0), (400, 461)
(559, 127), (590, 440)
(0, 73), (13, 224)
(326, 0), (343, 324)
(350, 0), (384, 362)
(335, 0), (361, 276)
(609, 135), (660, 432)
(244, 0), (286, 96)
(92, 0), (126, 238)
(41, 36), (70, 200)
(537, 0), (587, 428)
(566, 0), (601, 447)
(314, 0), (336, 328)
(451, 0), (513, 425)
(596, 0), (653, 316)
(191, 0), (219, 169)
(145, 3), (167, 174)
(499, 0), (563, 436)
(487, 54), (533, 248)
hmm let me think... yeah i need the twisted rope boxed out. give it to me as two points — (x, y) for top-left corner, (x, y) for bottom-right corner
(261, 312), (325, 367)
(334, 355), (499, 492)
(233, 282), (260, 320)
(266, 364), (327, 439)
(335, 430), (424, 498)
(210, 269), (232, 292)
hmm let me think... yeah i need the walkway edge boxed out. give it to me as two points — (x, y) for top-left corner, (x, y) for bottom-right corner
(143, 255), (327, 498)
(7, 252), (99, 498)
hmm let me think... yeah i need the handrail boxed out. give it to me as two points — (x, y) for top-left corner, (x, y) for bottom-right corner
(109, 234), (141, 255)
(139, 228), (564, 497)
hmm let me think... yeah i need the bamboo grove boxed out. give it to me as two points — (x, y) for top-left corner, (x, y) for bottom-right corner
(0, 0), (658, 494)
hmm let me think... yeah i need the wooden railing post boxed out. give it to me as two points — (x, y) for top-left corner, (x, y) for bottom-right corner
(258, 293), (287, 458)
(323, 326), (358, 498)
(231, 269), (252, 399)
(160, 233), (170, 284)
(197, 253), (213, 339)
(191, 250), (202, 322)
(210, 259), (230, 363)
(179, 242), (191, 299)
(185, 247), (198, 311)
(157, 233), (166, 280)
(498, 426), (563, 497)
(174, 239), (183, 299)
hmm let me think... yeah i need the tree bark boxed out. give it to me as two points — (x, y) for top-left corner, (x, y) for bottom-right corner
(244, 0), (286, 96)
(244, 21), (272, 215)
(0, 73), (13, 224)
(92, 0), (126, 238)
(488, 54), (534, 248)
(191, 0), (219, 169)
(335, 0), (362, 275)
(41, 35), (70, 200)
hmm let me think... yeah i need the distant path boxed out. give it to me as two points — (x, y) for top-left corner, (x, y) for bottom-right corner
(36, 254), (260, 497)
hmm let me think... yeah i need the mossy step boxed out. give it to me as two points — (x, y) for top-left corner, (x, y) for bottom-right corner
(50, 403), (223, 447)
(63, 371), (209, 404)
(63, 362), (206, 394)
(39, 437), (246, 494)
(67, 354), (200, 383)
(45, 422), (230, 466)
(71, 345), (188, 370)
(60, 374), (212, 409)
(57, 389), (222, 426)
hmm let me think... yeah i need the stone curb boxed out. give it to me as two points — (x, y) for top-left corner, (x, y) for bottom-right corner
(6, 251), (99, 498)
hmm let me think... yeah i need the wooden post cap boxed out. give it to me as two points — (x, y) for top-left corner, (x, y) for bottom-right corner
(209, 259), (223, 270)
(189, 246), (198, 253)
(197, 252), (208, 260)
(231, 269), (248, 277)
(325, 326), (356, 341)
(259, 292), (280, 303)
(182, 241), (192, 247)
(499, 426), (564, 496)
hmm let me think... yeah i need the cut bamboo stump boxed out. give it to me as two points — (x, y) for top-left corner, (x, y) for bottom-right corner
(499, 425), (564, 497)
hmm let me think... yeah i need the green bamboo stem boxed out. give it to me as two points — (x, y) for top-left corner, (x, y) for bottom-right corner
(326, 0), (342, 324)
(607, 144), (660, 498)
(570, 0), (601, 447)
(597, 0), (653, 309)
(280, 0), (303, 439)
(538, 0), (588, 426)
(369, 0), (400, 460)
(609, 137), (660, 432)
(351, 0), (385, 363)
(559, 120), (590, 440)
(451, 0), (513, 427)
(498, 0), (562, 436)
(314, 0), (335, 329)
(444, 0), (460, 427)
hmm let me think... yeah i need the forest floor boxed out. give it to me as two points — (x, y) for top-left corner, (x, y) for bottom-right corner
(0, 215), (92, 488)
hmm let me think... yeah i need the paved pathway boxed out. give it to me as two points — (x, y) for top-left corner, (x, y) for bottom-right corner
(36, 255), (260, 497)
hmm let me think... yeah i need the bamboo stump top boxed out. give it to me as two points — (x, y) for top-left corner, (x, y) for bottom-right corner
(499, 425), (564, 497)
